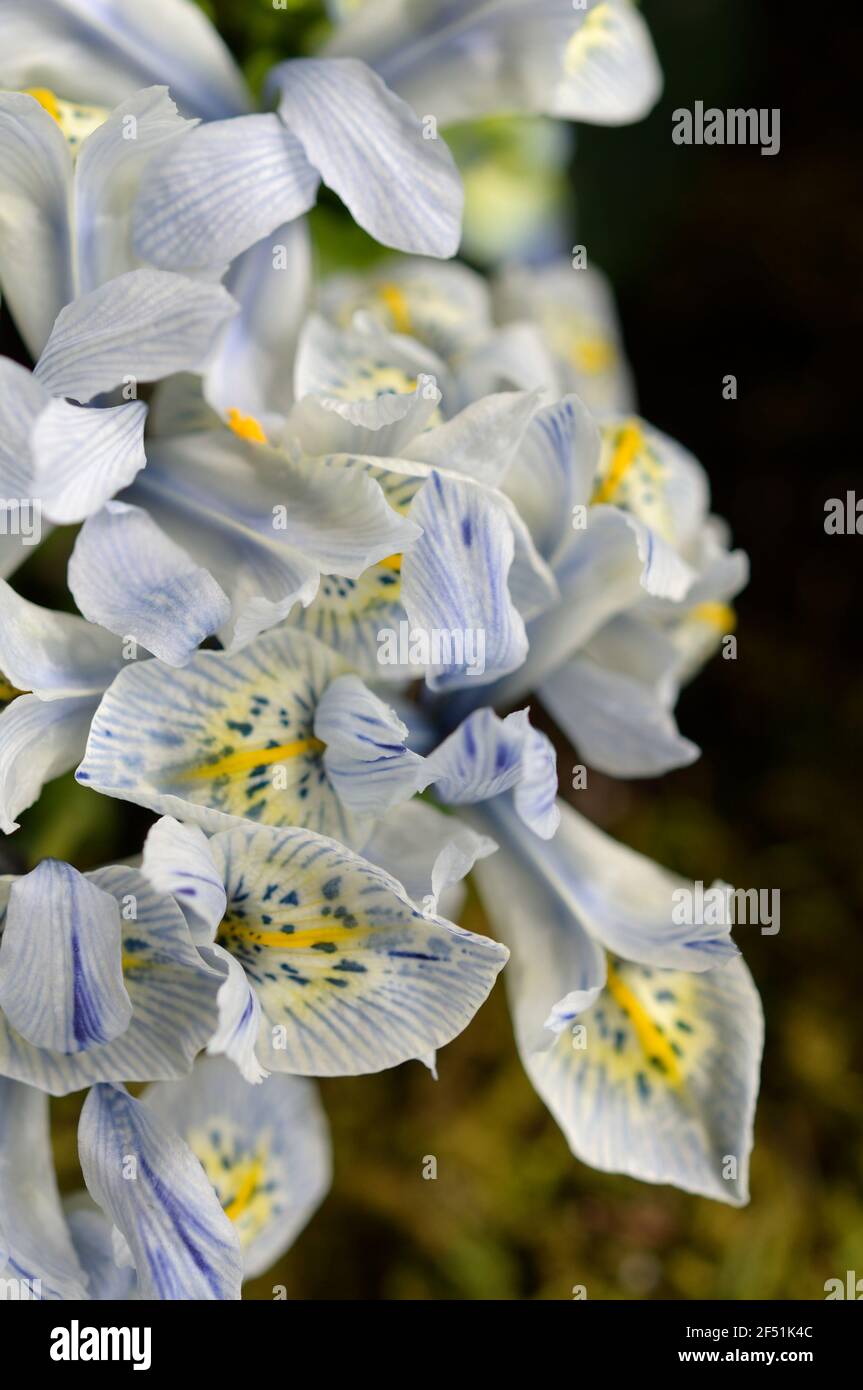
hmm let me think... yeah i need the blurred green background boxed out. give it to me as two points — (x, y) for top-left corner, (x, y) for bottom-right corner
(3, 0), (860, 1299)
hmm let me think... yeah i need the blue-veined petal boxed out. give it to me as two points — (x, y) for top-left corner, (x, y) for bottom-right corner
(270, 58), (463, 258)
(0, 0), (251, 120)
(74, 85), (194, 294)
(30, 398), (147, 523)
(76, 627), (367, 845)
(493, 797), (738, 973)
(0, 860), (131, 1053)
(485, 502), (696, 713)
(0, 578), (124, 698)
(0, 92), (73, 358)
(473, 799), (762, 1203)
(540, 647), (700, 778)
(33, 268), (238, 402)
(144, 1056), (331, 1279)
(134, 114), (319, 272)
(141, 815), (227, 944)
(208, 821), (509, 1076)
(78, 1082), (243, 1300)
(0, 694), (97, 835)
(0, 1077), (89, 1300)
(427, 707), (560, 839)
(0, 865), (221, 1094)
(68, 501), (231, 665)
(315, 673), (431, 815)
(401, 470), (527, 690)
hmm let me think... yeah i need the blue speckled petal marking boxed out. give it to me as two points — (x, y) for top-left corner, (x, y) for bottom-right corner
(208, 820), (509, 1076)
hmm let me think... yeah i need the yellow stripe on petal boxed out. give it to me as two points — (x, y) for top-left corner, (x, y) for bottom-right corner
(25, 87), (62, 122)
(591, 419), (646, 505)
(222, 1155), (266, 1223)
(226, 408), (268, 444)
(183, 737), (325, 782)
(377, 282), (413, 336)
(604, 957), (682, 1087)
(219, 919), (370, 954)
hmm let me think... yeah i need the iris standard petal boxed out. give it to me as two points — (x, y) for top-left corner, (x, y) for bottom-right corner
(140, 815), (227, 944)
(401, 470), (528, 690)
(271, 58), (463, 258)
(427, 707), (560, 839)
(133, 115), (319, 273)
(33, 268), (238, 402)
(0, 860), (131, 1053)
(0, 866), (221, 1094)
(69, 501), (231, 665)
(0, 578), (124, 698)
(540, 653), (700, 778)
(30, 398), (147, 523)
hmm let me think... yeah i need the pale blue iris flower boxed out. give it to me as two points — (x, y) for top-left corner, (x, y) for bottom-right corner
(314, 255), (749, 775)
(0, 0), (661, 276)
(393, 702), (763, 1205)
(0, 1059), (330, 1299)
(65, 229), (559, 689)
(137, 813), (508, 1083)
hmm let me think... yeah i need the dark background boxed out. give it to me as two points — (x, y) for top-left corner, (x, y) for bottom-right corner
(3, 0), (860, 1298)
